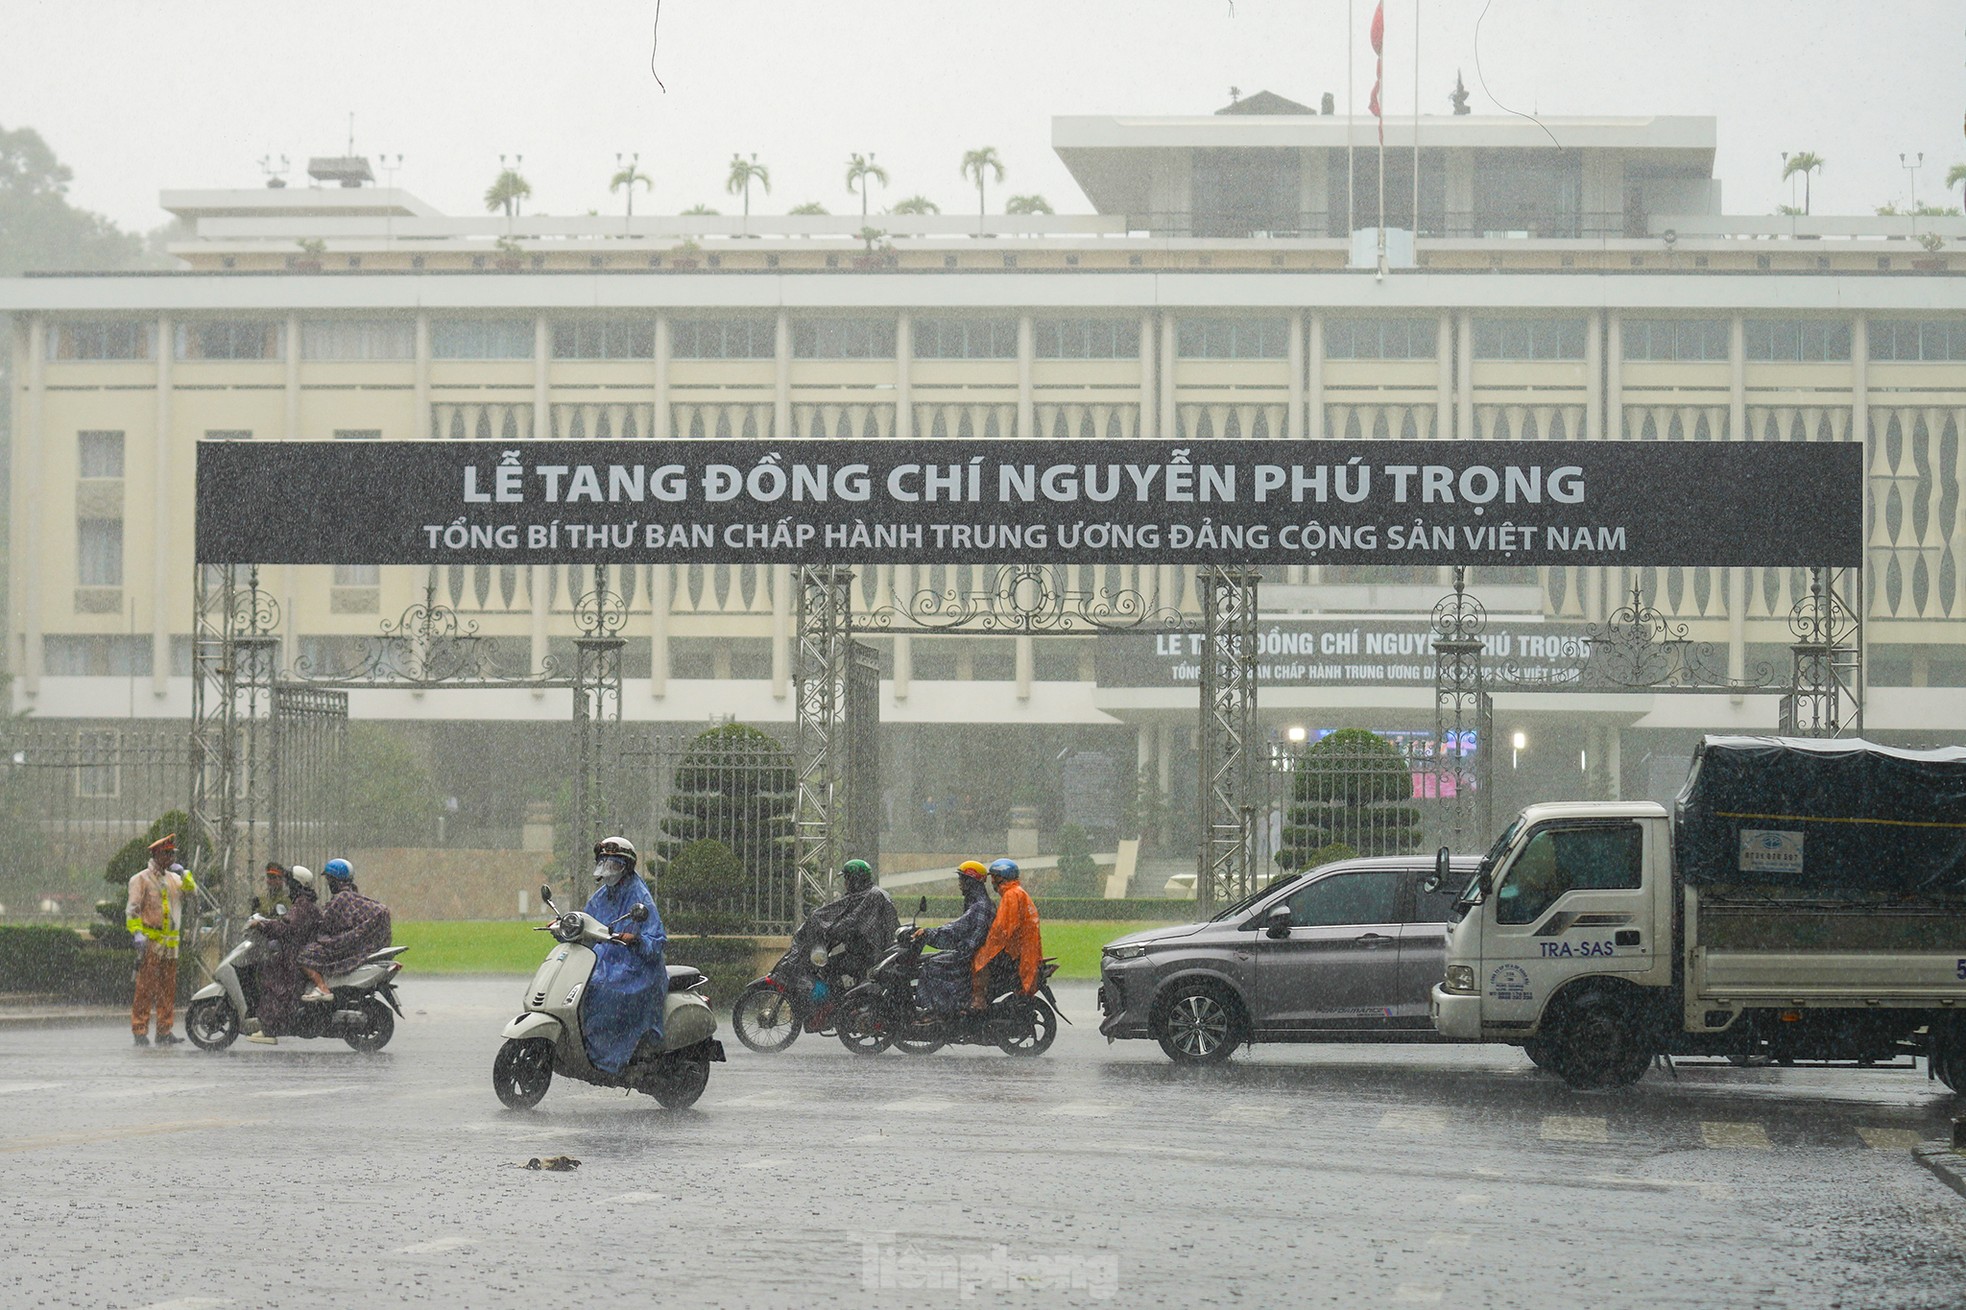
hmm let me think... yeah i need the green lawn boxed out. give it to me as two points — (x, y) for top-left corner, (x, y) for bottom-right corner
(392, 919), (1176, 981)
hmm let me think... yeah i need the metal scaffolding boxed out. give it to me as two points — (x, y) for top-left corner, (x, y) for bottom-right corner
(1195, 567), (1262, 913)
(793, 566), (855, 910)
(1429, 567), (1492, 853)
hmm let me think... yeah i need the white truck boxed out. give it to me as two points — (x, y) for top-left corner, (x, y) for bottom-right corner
(1430, 736), (1966, 1090)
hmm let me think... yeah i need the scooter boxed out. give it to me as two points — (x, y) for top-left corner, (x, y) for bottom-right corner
(184, 929), (405, 1052)
(492, 882), (725, 1111)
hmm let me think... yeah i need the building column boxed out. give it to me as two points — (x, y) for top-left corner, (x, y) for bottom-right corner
(1728, 314), (1746, 442)
(1155, 723), (1173, 799)
(152, 315), (172, 698)
(653, 314), (671, 439)
(1455, 312), (1474, 442)
(413, 313), (432, 438)
(19, 318), (45, 694)
(770, 563), (791, 699)
(773, 311), (792, 435)
(1307, 313), (1326, 440)
(1015, 636), (1034, 701)
(1436, 313), (1454, 439)
(649, 564), (670, 699)
(1605, 312), (1624, 441)
(892, 564), (913, 702)
(894, 312), (912, 440)
(1605, 727), (1623, 802)
(1852, 315), (1870, 446)
(284, 313), (301, 440)
(1585, 310), (1603, 441)
(1016, 314), (1035, 438)
(1287, 313), (1306, 441)
(1159, 314), (1177, 440)
(530, 316), (550, 687)
(1137, 314), (1157, 439)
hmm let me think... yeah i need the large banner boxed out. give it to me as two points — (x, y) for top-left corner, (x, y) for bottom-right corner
(195, 438), (1861, 567)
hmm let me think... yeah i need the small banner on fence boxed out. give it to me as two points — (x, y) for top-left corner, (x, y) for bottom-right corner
(1095, 617), (1589, 688)
(195, 439), (1861, 568)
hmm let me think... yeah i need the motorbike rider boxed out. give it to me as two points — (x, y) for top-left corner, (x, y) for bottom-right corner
(971, 858), (1043, 1012)
(255, 862), (292, 917)
(578, 836), (668, 1075)
(796, 858), (899, 988)
(246, 865), (319, 1044)
(915, 861), (995, 1015)
(298, 859), (392, 1002)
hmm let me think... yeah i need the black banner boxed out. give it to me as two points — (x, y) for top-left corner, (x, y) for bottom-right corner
(195, 439), (1861, 567)
(1095, 617), (1589, 688)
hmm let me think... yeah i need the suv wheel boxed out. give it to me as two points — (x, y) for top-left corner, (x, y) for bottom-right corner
(1153, 982), (1245, 1065)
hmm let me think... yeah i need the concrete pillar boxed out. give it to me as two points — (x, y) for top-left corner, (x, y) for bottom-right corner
(1436, 313), (1454, 439)
(1137, 314), (1157, 440)
(1852, 315), (1869, 446)
(1728, 314), (1746, 442)
(1016, 314), (1035, 438)
(1728, 567), (1746, 683)
(894, 312), (912, 440)
(1605, 727), (1623, 801)
(649, 564), (670, 699)
(1606, 312), (1624, 441)
(152, 315), (172, 697)
(1014, 636), (1034, 701)
(530, 316), (551, 690)
(1308, 313), (1325, 440)
(1287, 313), (1306, 441)
(18, 318), (44, 694)
(1585, 310), (1603, 441)
(1159, 315), (1178, 440)
(1455, 312), (1474, 442)
(770, 563), (791, 699)
(1155, 723), (1173, 798)
(653, 314), (671, 439)
(774, 311), (792, 435)
(414, 312), (432, 439)
(284, 313), (301, 440)
(892, 563), (913, 702)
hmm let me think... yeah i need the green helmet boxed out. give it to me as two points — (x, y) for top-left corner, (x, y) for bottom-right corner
(842, 858), (874, 893)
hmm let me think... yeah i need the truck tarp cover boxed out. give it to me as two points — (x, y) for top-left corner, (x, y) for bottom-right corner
(1675, 736), (1966, 895)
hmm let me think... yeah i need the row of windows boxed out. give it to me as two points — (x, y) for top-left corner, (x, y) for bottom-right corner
(43, 315), (1966, 364)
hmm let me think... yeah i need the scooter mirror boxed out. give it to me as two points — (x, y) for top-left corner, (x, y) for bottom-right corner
(917, 895), (928, 914)
(539, 883), (556, 909)
(630, 902), (650, 923)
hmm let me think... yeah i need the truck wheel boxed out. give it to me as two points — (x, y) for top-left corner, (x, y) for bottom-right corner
(1522, 1039), (1555, 1071)
(1934, 1021), (1964, 1094)
(1548, 993), (1651, 1090)
(1153, 982), (1245, 1065)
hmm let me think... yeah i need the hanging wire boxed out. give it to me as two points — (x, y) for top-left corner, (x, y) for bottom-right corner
(1473, 0), (1559, 147)
(649, 0), (666, 91)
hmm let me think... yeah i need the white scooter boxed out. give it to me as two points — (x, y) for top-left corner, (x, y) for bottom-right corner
(185, 929), (405, 1052)
(493, 883), (724, 1110)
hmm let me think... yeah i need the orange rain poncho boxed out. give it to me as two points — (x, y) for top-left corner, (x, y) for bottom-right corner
(972, 878), (1042, 996)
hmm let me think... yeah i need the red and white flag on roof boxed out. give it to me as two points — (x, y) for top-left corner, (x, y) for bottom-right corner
(1368, 1), (1386, 143)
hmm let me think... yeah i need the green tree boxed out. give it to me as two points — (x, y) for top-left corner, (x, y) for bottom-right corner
(960, 146), (1005, 225)
(1277, 729), (1421, 869)
(0, 124), (146, 276)
(1005, 193), (1052, 215)
(659, 838), (746, 935)
(343, 723), (439, 847)
(609, 159), (651, 219)
(655, 723), (795, 927)
(788, 201), (829, 216)
(725, 154), (770, 218)
(1781, 151), (1824, 216)
(680, 203), (721, 215)
(1053, 824), (1101, 897)
(890, 195), (939, 215)
(1947, 163), (1966, 215)
(483, 168), (532, 218)
(845, 152), (888, 221)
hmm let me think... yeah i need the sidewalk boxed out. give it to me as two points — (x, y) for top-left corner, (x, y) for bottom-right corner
(1916, 1136), (1966, 1201)
(0, 992), (126, 1028)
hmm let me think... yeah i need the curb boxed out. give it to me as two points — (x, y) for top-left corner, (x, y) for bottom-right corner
(1914, 1147), (1966, 1202)
(0, 1007), (125, 1029)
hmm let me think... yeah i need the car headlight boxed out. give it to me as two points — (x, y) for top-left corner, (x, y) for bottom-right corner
(1443, 965), (1477, 994)
(1103, 944), (1147, 962)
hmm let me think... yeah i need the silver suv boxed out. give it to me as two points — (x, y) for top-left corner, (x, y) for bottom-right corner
(1098, 854), (1477, 1064)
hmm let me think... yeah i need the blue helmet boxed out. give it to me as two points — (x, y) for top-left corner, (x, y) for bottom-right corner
(987, 859), (1020, 881)
(322, 858), (354, 882)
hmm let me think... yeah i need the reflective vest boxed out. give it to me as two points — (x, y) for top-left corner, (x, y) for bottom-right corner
(126, 866), (195, 955)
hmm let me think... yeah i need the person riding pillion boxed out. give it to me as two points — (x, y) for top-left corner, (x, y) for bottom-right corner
(126, 834), (195, 1047)
(915, 861), (995, 1015)
(970, 858), (1043, 1011)
(578, 837), (668, 1075)
(297, 860), (392, 1002)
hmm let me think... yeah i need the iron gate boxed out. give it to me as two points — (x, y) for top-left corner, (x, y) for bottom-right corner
(269, 686), (348, 875)
(843, 641), (882, 873)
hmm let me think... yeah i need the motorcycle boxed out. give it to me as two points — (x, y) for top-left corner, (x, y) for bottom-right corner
(836, 899), (1064, 1058)
(184, 928), (405, 1053)
(492, 882), (725, 1111)
(730, 938), (861, 1054)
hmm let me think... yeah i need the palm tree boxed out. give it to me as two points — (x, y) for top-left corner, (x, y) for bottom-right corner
(1005, 194), (1053, 215)
(1948, 163), (1966, 216)
(680, 204), (721, 215)
(726, 154), (771, 218)
(788, 201), (829, 215)
(1781, 152), (1825, 216)
(484, 168), (532, 218)
(891, 195), (940, 215)
(960, 147), (1006, 226)
(609, 155), (650, 220)
(845, 152), (888, 221)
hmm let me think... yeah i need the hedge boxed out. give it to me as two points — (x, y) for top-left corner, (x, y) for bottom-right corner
(0, 926), (157, 1004)
(897, 896), (1197, 924)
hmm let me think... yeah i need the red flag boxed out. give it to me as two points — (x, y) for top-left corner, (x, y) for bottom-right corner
(1369, 1), (1384, 55)
(1369, 78), (1382, 122)
(1368, 2), (1386, 143)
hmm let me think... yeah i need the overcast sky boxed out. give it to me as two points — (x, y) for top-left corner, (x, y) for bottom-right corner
(3, 1), (1959, 232)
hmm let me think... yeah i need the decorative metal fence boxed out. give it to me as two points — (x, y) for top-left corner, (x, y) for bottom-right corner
(1259, 732), (1436, 885)
(0, 722), (193, 902)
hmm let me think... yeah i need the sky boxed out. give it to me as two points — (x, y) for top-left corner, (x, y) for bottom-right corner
(2, 0), (1960, 232)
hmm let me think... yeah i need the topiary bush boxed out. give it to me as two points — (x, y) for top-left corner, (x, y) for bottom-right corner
(658, 838), (748, 937)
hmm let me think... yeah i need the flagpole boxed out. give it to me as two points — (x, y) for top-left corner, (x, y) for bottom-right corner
(1413, 0), (1421, 234)
(1376, 5), (1386, 274)
(1347, 0), (1355, 235)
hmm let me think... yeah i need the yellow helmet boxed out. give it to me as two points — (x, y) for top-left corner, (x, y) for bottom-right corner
(957, 860), (989, 881)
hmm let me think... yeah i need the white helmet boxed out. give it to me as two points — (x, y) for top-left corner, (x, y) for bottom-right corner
(593, 836), (638, 886)
(288, 865), (316, 892)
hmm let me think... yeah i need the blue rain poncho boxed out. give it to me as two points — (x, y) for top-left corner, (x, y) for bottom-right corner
(917, 877), (994, 1014)
(579, 875), (668, 1074)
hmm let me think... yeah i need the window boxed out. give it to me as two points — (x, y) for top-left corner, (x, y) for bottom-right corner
(1869, 319), (1966, 362)
(332, 429), (380, 441)
(792, 318), (897, 359)
(431, 319), (534, 359)
(43, 636), (152, 677)
(1176, 317), (1289, 359)
(77, 519), (123, 587)
(204, 429), (253, 442)
(1278, 871), (1402, 928)
(551, 319), (654, 360)
(1325, 318), (1437, 360)
(78, 431), (124, 479)
(1743, 319), (1851, 362)
(1411, 873), (1462, 924)
(1622, 318), (1729, 362)
(1472, 316), (1588, 360)
(175, 321), (283, 360)
(912, 317), (1018, 360)
(47, 321), (151, 361)
(670, 318), (776, 359)
(1495, 823), (1643, 925)
(300, 319), (414, 361)
(1032, 318), (1140, 360)
(333, 564), (380, 587)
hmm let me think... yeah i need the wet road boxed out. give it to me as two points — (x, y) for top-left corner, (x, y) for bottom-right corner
(3, 978), (1964, 1309)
